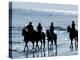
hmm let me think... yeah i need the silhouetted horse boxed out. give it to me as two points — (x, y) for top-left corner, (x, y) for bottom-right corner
(22, 27), (45, 52)
(67, 26), (78, 51)
(46, 30), (57, 55)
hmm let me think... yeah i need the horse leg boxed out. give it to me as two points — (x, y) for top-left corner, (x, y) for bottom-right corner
(41, 40), (43, 57)
(43, 40), (45, 51)
(41, 40), (42, 50)
(55, 44), (57, 55)
(48, 40), (49, 49)
(41, 37), (45, 57)
(43, 35), (45, 51)
(38, 41), (39, 52)
(70, 39), (73, 51)
(75, 38), (78, 50)
(32, 42), (35, 57)
(23, 44), (26, 52)
(36, 41), (38, 50)
(76, 37), (78, 49)
(48, 40), (49, 56)
(38, 42), (39, 57)
(75, 38), (76, 50)
(23, 43), (27, 52)
(51, 40), (53, 50)
(36, 41), (39, 57)
(54, 39), (57, 55)
(33, 42), (35, 50)
(42, 39), (46, 57)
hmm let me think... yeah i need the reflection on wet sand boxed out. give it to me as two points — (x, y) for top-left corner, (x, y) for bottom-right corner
(24, 45), (57, 58)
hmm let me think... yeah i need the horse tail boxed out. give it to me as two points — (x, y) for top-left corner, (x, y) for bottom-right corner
(75, 30), (78, 39)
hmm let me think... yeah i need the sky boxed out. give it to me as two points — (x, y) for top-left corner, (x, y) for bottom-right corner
(12, 2), (78, 13)
(11, 2), (78, 28)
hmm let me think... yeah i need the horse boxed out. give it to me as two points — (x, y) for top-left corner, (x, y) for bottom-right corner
(22, 27), (45, 52)
(46, 29), (57, 55)
(67, 26), (78, 51)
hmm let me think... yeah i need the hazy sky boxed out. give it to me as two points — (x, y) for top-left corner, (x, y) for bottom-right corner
(12, 2), (78, 12)
(11, 2), (78, 28)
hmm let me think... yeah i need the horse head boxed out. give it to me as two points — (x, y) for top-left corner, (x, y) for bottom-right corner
(46, 30), (49, 36)
(67, 26), (71, 32)
(22, 27), (26, 36)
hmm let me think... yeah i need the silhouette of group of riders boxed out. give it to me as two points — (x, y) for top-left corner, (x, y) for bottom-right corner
(22, 21), (78, 55)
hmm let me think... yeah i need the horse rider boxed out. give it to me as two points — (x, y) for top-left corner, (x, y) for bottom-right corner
(37, 23), (43, 37)
(71, 21), (76, 38)
(50, 22), (54, 34)
(25, 22), (34, 32)
(37, 23), (42, 33)
(71, 21), (75, 31)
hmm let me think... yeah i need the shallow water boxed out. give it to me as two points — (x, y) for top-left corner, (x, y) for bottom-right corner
(9, 27), (78, 58)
